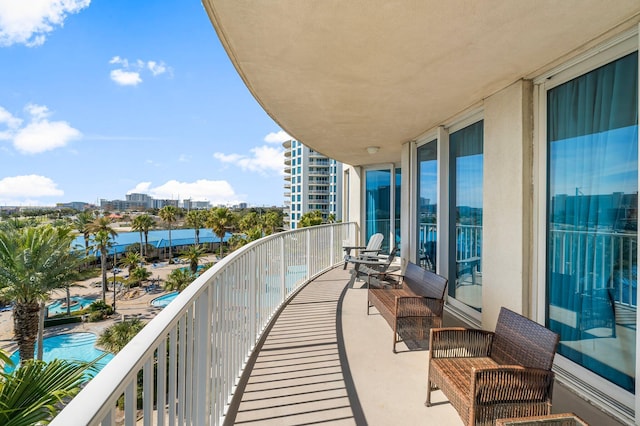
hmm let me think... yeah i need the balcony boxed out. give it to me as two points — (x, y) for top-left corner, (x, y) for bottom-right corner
(49, 222), (616, 425)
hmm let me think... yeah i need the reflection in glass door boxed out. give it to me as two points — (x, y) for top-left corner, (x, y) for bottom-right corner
(417, 140), (438, 272)
(546, 51), (637, 392)
(449, 121), (483, 312)
(365, 169), (391, 252)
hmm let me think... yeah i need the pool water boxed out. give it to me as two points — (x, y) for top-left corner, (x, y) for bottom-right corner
(47, 296), (96, 316)
(4, 332), (114, 376)
(178, 265), (205, 274)
(151, 291), (178, 308)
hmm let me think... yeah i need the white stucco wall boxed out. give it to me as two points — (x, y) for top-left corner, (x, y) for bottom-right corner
(482, 80), (534, 328)
(344, 165), (363, 244)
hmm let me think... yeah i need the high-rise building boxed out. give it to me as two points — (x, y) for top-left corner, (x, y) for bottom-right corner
(283, 139), (342, 229)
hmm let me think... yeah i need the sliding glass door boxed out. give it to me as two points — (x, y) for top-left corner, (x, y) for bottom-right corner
(365, 167), (400, 253)
(449, 121), (484, 312)
(417, 140), (438, 271)
(546, 51), (638, 392)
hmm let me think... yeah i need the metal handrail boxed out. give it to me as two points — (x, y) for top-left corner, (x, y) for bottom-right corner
(52, 222), (355, 426)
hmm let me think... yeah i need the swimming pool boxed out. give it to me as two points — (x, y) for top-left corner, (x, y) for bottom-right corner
(179, 265), (205, 273)
(151, 291), (179, 308)
(47, 296), (96, 316)
(4, 332), (114, 376)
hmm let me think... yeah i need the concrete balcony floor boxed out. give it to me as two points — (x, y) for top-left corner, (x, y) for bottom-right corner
(227, 266), (463, 425)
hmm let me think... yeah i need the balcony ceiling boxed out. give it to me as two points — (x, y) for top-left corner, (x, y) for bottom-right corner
(203, 1), (640, 166)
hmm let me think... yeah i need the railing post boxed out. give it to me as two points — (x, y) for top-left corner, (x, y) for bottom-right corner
(306, 228), (311, 278)
(280, 236), (286, 301)
(330, 226), (334, 265)
(249, 248), (257, 345)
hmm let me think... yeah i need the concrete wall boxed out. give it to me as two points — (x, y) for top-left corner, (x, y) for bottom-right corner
(481, 80), (534, 327)
(344, 165), (363, 244)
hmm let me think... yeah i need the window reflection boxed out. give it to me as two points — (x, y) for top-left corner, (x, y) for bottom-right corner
(417, 140), (438, 271)
(365, 169), (392, 252)
(449, 121), (484, 311)
(547, 51), (638, 392)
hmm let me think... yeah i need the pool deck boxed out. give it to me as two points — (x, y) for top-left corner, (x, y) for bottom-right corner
(0, 255), (218, 353)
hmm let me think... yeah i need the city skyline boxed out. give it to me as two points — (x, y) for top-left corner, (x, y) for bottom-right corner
(0, 1), (291, 208)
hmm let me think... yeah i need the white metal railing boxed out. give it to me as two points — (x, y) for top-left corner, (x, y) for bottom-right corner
(549, 227), (637, 307)
(52, 222), (356, 426)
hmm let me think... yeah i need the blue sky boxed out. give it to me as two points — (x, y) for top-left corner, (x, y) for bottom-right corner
(0, 1), (290, 207)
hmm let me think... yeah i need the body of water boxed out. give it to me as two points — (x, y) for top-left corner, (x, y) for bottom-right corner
(47, 296), (96, 316)
(151, 291), (179, 308)
(4, 332), (114, 376)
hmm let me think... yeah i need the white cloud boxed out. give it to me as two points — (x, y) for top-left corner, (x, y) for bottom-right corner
(0, 106), (22, 140)
(0, 175), (63, 206)
(213, 145), (284, 176)
(0, 0), (90, 47)
(110, 69), (142, 86)
(128, 182), (151, 194)
(178, 154), (190, 162)
(109, 55), (127, 66)
(109, 56), (170, 86)
(128, 179), (241, 205)
(147, 60), (167, 76)
(0, 103), (81, 154)
(264, 130), (292, 144)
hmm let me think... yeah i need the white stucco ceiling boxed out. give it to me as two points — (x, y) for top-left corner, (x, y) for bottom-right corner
(203, 1), (640, 166)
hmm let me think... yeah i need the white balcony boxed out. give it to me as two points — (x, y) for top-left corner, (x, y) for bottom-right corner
(50, 222), (614, 425)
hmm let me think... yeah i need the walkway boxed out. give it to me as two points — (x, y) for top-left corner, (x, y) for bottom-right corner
(229, 267), (462, 426)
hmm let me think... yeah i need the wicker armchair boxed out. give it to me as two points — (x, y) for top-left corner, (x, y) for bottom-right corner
(426, 307), (559, 426)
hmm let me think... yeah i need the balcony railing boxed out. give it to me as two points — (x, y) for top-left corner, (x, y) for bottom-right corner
(52, 223), (356, 426)
(549, 227), (637, 307)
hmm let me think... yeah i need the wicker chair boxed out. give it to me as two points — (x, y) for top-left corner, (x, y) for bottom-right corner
(426, 307), (560, 426)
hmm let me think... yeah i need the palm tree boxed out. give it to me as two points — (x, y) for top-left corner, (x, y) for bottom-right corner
(164, 268), (195, 293)
(97, 319), (145, 353)
(0, 225), (81, 363)
(180, 245), (205, 274)
(262, 211), (282, 235)
(87, 217), (118, 304)
(129, 266), (151, 286)
(207, 207), (235, 258)
(298, 210), (323, 227)
(238, 212), (259, 234)
(131, 214), (155, 258)
(185, 210), (207, 245)
(159, 206), (178, 263)
(0, 350), (94, 425)
(228, 233), (249, 251)
(73, 211), (94, 258)
(120, 251), (142, 276)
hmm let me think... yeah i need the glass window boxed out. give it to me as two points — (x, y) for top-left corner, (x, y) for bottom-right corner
(547, 52), (638, 392)
(395, 168), (401, 250)
(365, 169), (392, 252)
(417, 140), (438, 272)
(449, 120), (483, 311)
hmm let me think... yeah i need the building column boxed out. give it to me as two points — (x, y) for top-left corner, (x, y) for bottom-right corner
(482, 79), (534, 327)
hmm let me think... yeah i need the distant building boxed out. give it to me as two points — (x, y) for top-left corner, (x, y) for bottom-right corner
(183, 199), (211, 210)
(283, 139), (342, 229)
(57, 201), (92, 211)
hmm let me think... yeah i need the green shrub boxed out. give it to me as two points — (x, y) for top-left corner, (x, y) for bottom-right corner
(44, 316), (82, 328)
(88, 300), (114, 315)
(87, 311), (105, 322)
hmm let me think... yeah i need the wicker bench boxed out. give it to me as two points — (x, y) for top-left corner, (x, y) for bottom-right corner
(426, 307), (560, 426)
(367, 262), (447, 353)
(496, 413), (589, 426)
